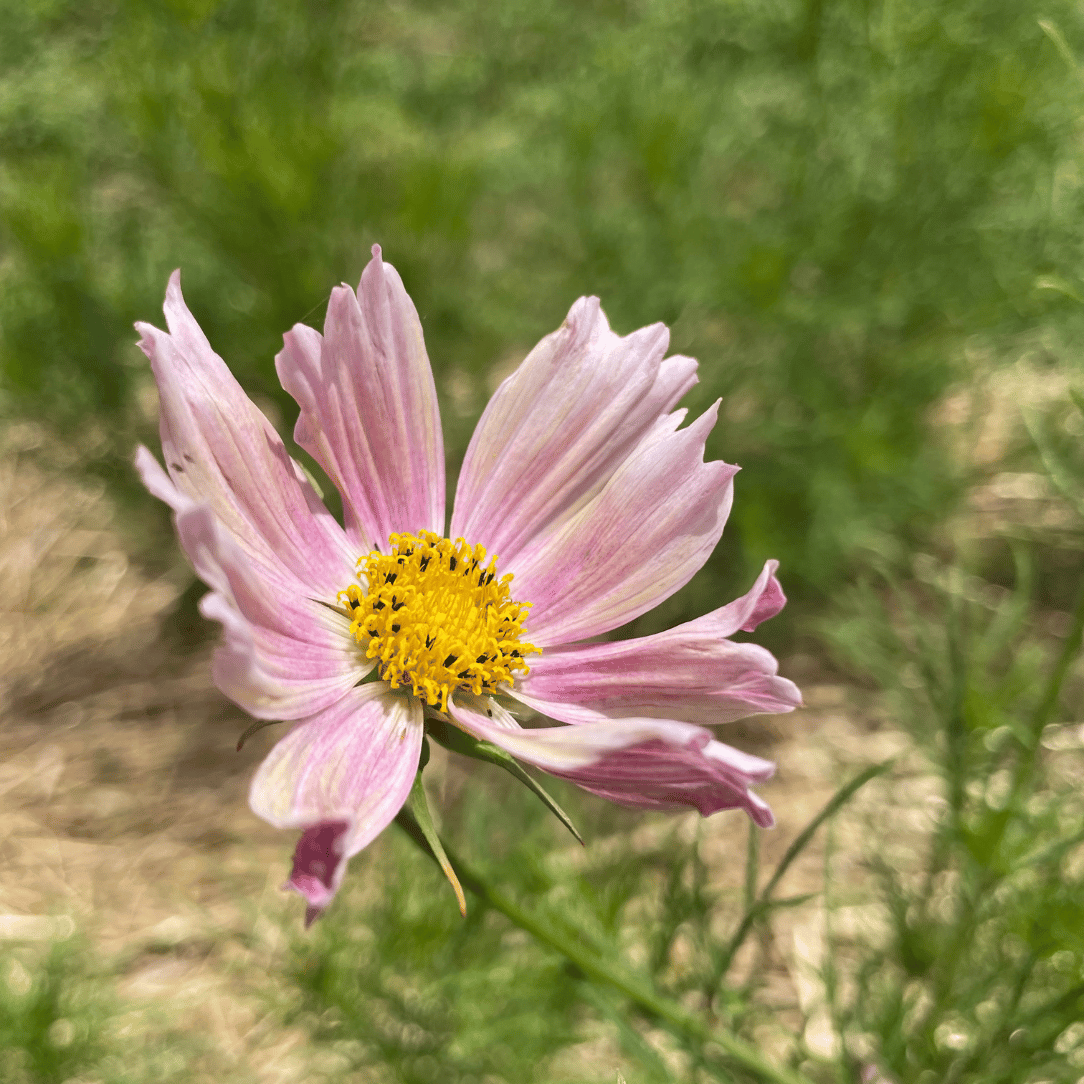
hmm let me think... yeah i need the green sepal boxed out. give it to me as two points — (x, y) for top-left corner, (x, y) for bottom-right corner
(394, 737), (467, 915)
(426, 718), (584, 845)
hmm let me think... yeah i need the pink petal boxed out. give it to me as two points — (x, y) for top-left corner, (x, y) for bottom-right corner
(564, 738), (776, 826)
(276, 245), (445, 553)
(139, 449), (367, 721)
(249, 684), (424, 923)
(513, 560), (801, 727)
(288, 820), (351, 927)
(136, 272), (356, 600)
(509, 403), (737, 647)
(448, 697), (775, 826)
(451, 297), (697, 569)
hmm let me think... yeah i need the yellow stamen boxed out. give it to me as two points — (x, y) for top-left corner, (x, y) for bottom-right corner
(340, 530), (538, 713)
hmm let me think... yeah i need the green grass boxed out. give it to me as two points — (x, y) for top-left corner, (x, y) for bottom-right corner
(5, 0), (1084, 619)
(0, 939), (110, 1084)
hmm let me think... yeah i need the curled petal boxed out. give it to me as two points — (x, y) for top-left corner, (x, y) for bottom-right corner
(448, 697), (775, 827)
(276, 245), (445, 552)
(250, 685), (424, 923)
(287, 820), (351, 927)
(510, 403), (737, 647)
(136, 273), (356, 600)
(452, 296), (697, 567)
(514, 560), (801, 727)
(139, 450), (367, 721)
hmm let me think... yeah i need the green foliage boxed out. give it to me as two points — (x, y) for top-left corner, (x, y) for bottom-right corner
(0, 939), (110, 1084)
(5, 0), (1084, 614)
(282, 746), (883, 1083)
(825, 550), (1084, 1083)
(283, 793), (589, 1084)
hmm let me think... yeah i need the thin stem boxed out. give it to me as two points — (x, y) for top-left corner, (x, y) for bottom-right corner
(398, 824), (816, 1084)
(719, 761), (891, 975)
(1012, 569), (1084, 804)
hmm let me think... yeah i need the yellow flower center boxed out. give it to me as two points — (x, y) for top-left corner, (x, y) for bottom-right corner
(340, 530), (537, 713)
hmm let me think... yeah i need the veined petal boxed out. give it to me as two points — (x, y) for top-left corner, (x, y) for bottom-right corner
(449, 697), (774, 826)
(513, 560), (801, 727)
(451, 297), (697, 568)
(138, 450), (368, 721)
(136, 273), (356, 600)
(276, 245), (445, 553)
(568, 738), (776, 826)
(249, 685), (424, 924)
(510, 402), (737, 647)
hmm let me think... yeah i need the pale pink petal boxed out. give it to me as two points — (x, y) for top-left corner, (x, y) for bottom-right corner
(137, 272), (356, 600)
(276, 245), (445, 553)
(509, 403), (737, 647)
(249, 685), (424, 923)
(451, 297), (697, 568)
(137, 452), (368, 721)
(448, 697), (775, 826)
(513, 560), (801, 727)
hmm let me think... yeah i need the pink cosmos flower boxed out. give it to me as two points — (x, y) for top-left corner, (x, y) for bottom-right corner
(136, 246), (801, 924)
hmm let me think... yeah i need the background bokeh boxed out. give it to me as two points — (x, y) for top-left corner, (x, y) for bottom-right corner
(3, 2), (1084, 1083)
(6, 0), (1084, 624)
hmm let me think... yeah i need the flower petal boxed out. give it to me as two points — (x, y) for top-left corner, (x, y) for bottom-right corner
(137, 272), (356, 600)
(509, 402), (737, 646)
(450, 297), (697, 568)
(276, 245), (445, 553)
(513, 560), (801, 727)
(139, 449), (368, 721)
(249, 685), (424, 923)
(448, 697), (775, 826)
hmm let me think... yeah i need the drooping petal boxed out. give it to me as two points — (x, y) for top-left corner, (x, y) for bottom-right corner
(451, 297), (697, 568)
(509, 403), (737, 647)
(513, 560), (801, 727)
(136, 273), (356, 601)
(249, 685), (424, 924)
(565, 738), (776, 826)
(448, 697), (775, 827)
(139, 449), (368, 720)
(276, 245), (445, 553)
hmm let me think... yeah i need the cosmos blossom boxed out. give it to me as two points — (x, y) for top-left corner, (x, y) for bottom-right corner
(136, 246), (801, 924)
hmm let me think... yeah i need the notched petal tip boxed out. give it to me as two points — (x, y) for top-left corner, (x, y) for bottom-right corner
(283, 819), (351, 926)
(358, 243), (390, 301)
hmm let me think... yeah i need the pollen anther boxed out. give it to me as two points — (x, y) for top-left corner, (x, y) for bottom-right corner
(339, 530), (537, 712)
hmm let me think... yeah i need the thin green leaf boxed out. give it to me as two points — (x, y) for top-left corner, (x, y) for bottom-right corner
(744, 818), (760, 915)
(756, 892), (819, 915)
(1039, 18), (1082, 76)
(427, 718), (584, 844)
(395, 763), (467, 916)
(236, 718), (282, 751)
(1022, 406), (1084, 520)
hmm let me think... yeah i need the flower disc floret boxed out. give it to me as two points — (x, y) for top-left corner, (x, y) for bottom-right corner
(340, 530), (537, 712)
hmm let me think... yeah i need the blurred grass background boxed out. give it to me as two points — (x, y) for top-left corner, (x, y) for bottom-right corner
(6, 0), (1084, 628)
(4, 1), (1084, 1082)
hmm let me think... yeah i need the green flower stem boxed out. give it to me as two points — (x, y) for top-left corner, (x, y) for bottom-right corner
(400, 823), (815, 1084)
(1013, 568), (1084, 802)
